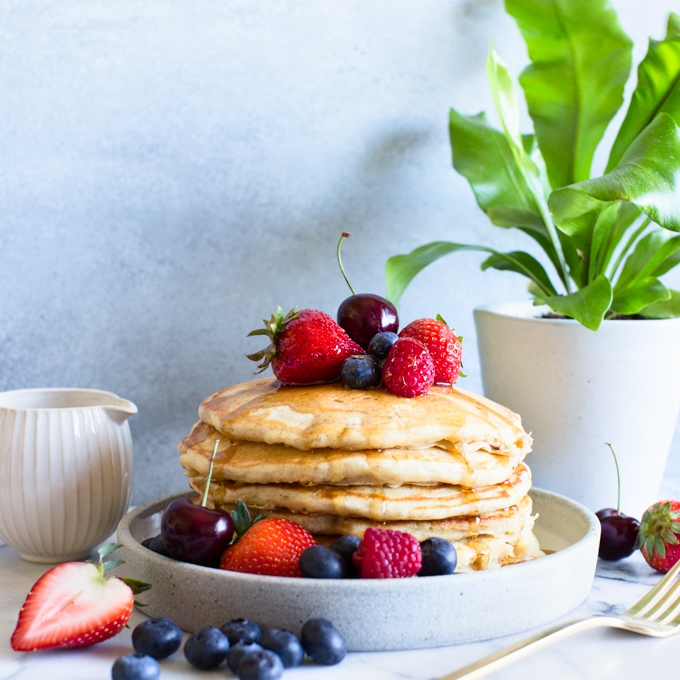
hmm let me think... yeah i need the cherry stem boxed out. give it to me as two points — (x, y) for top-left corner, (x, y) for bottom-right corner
(201, 439), (220, 508)
(605, 442), (621, 514)
(337, 231), (356, 295)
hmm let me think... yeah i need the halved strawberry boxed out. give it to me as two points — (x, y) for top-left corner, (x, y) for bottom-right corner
(11, 545), (146, 652)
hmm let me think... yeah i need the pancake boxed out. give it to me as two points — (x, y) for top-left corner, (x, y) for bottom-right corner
(179, 420), (527, 488)
(198, 378), (532, 454)
(202, 496), (542, 572)
(206, 493), (535, 542)
(189, 463), (532, 521)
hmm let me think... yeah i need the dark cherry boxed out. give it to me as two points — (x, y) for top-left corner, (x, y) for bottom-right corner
(337, 294), (399, 349)
(595, 444), (640, 561)
(335, 232), (399, 349)
(598, 513), (640, 561)
(161, 440), (234, 566)
(161, 499), (234, 566)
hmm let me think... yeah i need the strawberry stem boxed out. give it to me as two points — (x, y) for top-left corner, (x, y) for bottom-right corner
(201, 440), (219, 508)
(605, 442), (621, 514)
(337, 232), (356, 295)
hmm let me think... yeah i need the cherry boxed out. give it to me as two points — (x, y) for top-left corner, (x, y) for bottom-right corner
(161, 440), (234, 566)
(336, 232), (398, 349)
(596, 443), (639, 561)
(598, 514), (640, 561)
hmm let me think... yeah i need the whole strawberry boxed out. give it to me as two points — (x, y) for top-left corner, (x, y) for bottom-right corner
(352, 527), (422, 579)
(11, 544), (148, 651)
(399, 316), (462, 384)
(635, 500), (680, 573)
(220, 517), (317, 577)
(382, 337), (435, 398)
(247, 307), (363, 385)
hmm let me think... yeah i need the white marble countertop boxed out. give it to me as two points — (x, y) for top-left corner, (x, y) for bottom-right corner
(2, 472), (680, 680)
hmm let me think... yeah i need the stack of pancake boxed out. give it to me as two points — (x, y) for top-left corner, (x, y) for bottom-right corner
(178, 377), (544, 572)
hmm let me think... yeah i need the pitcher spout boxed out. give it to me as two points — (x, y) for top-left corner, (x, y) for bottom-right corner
(103, 398), (138, 423)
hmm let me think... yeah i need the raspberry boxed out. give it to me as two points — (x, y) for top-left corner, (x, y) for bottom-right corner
(381, 337), (435, 398)
(399, 317), (462, 384)
(352, 527), (422, 578)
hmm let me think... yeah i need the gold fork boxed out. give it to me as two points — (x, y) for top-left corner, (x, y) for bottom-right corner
(439, 559), (680, 680)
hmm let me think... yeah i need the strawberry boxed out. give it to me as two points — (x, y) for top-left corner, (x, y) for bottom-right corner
(381, 337), (435, 398)
(10, 544), (147, 651)
(399, 316), (462, 384)
(247, 307), (363, 385)
(635, 500), (680, 573)
(219, 517), (316, 577)
(352, 527), (422, 579)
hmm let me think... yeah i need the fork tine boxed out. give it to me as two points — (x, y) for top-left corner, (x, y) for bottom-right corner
(626, 560), (680, 618)
(638, 578), (680, 624)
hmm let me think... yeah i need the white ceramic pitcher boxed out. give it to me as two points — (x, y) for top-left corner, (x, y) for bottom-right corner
(0, 388), (137, 562)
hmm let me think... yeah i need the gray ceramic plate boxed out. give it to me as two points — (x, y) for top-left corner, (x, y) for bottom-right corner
(116, 488), (599, 651)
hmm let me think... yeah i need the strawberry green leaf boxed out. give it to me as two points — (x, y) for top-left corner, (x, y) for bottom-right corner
(550, 113), (680, 235)
(655, 535), (667, 559)
(231, 500), (253, 538)
(661, 530), (679, 544)
(102, 559), (125, 572)
(98, 543), (123, 559)
(540, 275), (613, 330)
(120, 577), (152, 595)
(607, 13), (680, 171)
(505, 0), (632, 188)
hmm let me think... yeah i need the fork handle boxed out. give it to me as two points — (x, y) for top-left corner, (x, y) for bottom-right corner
(437, 616), (625, 680)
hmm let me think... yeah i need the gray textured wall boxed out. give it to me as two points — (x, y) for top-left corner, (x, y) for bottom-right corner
(1, 0), (677, 503)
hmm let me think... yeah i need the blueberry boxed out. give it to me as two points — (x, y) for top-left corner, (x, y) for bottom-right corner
(237, 649), (284, 680)
(132, 617), (182, 659)
(340, 354), (382, 389)
(219, 618), (262, 645)
(141, 537), (154, 549)
(145, 534), (170, 558)
(184, 626), (229, 670)
(228, 641), (264, 673)
(299, 545), (346, 579)
(418, 537), (458, 576)
(300, 618), (347, 666)
(111, 653), (160, 680)
(367, 331), (399, 360)
(330, 535), (360, 578)
(259, 628), (304, 668)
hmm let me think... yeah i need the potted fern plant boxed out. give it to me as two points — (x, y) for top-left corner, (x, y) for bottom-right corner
(385, 0), (680, 517)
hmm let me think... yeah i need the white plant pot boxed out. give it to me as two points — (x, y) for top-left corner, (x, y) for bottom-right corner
(474, 300), (680, 519)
